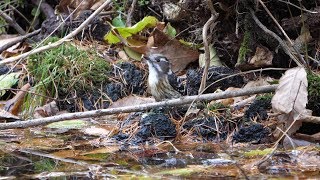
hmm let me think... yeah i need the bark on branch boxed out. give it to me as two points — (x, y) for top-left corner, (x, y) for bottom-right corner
(0, 85), (278, 130)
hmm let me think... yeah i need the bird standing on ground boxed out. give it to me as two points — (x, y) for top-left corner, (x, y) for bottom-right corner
(143, 54), (181, 101)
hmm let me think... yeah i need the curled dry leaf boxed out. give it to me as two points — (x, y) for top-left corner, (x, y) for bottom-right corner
(147, 28), (199, 73)
(271, 67), (308, 114)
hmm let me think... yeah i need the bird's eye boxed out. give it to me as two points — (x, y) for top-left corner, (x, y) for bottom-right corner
(156, 58), (160, 62)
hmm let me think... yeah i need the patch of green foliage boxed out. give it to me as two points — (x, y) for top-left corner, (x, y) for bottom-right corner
(105, 16), (158, 44)
(256, 93), (273, 101)
(238, 31), (251, 63)
(112, 0), (127, 12)
(208, 102), (227, 111)
(244, 148), (273, 157)
(307, 72), (320, 97)
(84, 153), (110, 160)
(137, 0), (150, 6)
(34, 158), (56, 172)
(25, 37), (110, 116)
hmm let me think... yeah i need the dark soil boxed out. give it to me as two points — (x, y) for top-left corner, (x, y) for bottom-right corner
(0, 66), (9, 75)
(183, 116), (227, 141)
(186, 66), (244, 95)
(134, 113), (176, 143)
(233, 124), (270, 143)
(244, 96), (272, 122)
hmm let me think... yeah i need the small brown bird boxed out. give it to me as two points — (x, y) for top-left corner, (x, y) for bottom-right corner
(143, 54), (181, 101)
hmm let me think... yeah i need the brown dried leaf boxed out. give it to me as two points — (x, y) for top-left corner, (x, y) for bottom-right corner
(34, 101), (59, 118)
(271, 67), (308, 114)
(4, 83), (31, 115)
(249, 46), (273, 67)
(147, 28), (199, 73)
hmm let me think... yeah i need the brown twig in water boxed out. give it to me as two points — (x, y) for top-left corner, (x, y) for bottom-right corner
(126, 0), (138, 26)
(0, 85), (277, 129)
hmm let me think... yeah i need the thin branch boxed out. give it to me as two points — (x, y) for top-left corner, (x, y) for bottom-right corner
(299, 114), (320, 124)
(126, 0), (137, 26)
(0, 85), (278, 130)
(0, 10), (25, 35)
(277, 0), (318, 14)
(199, 0), (219, 93)
(249, 9), (303, 67)
(0, 29), (41, 53)
(0, 0), (112, 66)
(257, 0), (307, 67)
(199, 16), (215, 93)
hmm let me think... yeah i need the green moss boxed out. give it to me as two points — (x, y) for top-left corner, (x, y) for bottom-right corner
(244, 148), (273, 157)
(24, 37), (110, 117)
(238, 31), (251, 64)
(34, 158), (56, 172)
(256, 93), (273, 101)
(307, 72), (320, 97)
(84, 153), (110, 160)
(208, 102), (227, 111)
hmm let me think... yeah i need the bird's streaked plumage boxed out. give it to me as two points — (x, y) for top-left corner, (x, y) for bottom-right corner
(144, 54), (181, 101)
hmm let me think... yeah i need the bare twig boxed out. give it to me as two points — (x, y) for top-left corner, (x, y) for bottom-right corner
(277, 0), (318, 14)
(0, 85), (278, 129)
(126, 0), (138, 26)
(249, 9), (303, 67)
(299, 114), (320, 124)
(0, 0), (112, 66)
(0, 10), (25, 35)
(199, 0), (219, 93)
(0, 29), (41, 53)
(257, 0), (306, 67)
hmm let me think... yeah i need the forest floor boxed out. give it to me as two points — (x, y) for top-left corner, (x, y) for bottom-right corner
(0, 0), (320, 179)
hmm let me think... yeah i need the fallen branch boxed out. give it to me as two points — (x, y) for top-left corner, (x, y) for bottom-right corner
(299, 115), (320, 124)
(0, 10), (25, 35)
(0, 29), (41, 53)
(0, 85), (277, 130)
(0, 0), (112, 66)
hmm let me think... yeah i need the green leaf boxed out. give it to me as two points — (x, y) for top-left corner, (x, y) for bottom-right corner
(104, 16), (158, 44)
(164, 23), (176, 38)
(31, 7), (40, 17)
(124, 47), (142, 61)
(0, 73), (20, 97)
(112, 14), (126, 27)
